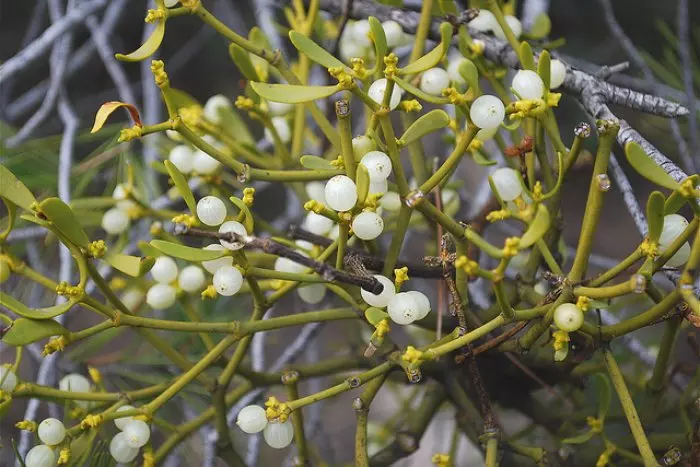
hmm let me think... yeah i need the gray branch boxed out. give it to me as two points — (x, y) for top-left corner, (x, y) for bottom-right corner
(677, 0), (699, 161)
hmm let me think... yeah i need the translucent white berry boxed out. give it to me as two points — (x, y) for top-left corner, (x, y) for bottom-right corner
(361, 275), (395, 308)
(168, 145), (195, 174)
(659, 214), (689, 247)
(213, 265), (243, 296)
(407, 291), (431, 320)
(109, 432), (139, 464)
(491, 167), (523, 201)
(202, 244), (233, 274)
(380, 192), (401, 211)
(340, 38), (367, 63)
(369, 179), (388, 195)
(196, 196), (227, 226)
(263, 419), (295, 449)
(114, 405), (136, 430)
(236, 405), (268, 434)
(666, 242), (691, 268)
(151, 256), (178, 284)
(512, 69), (545, 100)
(218, 220), (247, 250)
(328, 224), (340, 240)
(534, 280), (550, 296)
(470, 10), (497, 32)
(264, 117), (291, 144)
(447, 56), (467, 86)
(0, 366), (18, 392)
(164, 0), (179, 7)
(476, 126), (499, 142)
(25, 445), (56, 467)
(494, 15), (523, 39)
(122, 419), (151, 448)
(351, 20), (372, 47)
(112, 184), (136, 211)
(101, 208), (130, 235)
(360, 151), (392, 182)
(274, 257), (307, 274)
(166, 129), (182, 141)
(303, 212), (334, 236)
(203, 94), (231, 124)
(382, 20), (404, 48)
(549, 59), (567, 89)
(146, 284), (177, 310)
(38, 418), (66, 446)
(267, 101), (294, 117)
(298, 284), (326, 304)
(387, 292), (421, 325)
(306, 181), (327, 204)
(368, 78), (402, 110)
(420, 68), (450, 96)
(352, 135), (376, 160)
(352, 211), (384, 240)
(470, 95), (505, 130)
(553, 303), (584, 332)
(178, 266), (206, 293)
(192, 149), (221, 175)
(325, 175), (358, 212)
(59, 373), (91, 393)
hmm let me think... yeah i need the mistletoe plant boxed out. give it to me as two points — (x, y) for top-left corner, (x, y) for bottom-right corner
(1, 0), (699, 466)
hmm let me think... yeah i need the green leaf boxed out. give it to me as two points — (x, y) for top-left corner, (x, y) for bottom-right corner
(170, 88), (201, 112)
(625, 142), (681, 191)
(138, 240), (163, 258)
(3, 317), (68, 346)
(103, 253), (155, 277)
(150, 240), (228, 262)
(437, 0), (458, 14)
(68, 430), (98, 467)
(90, 101), (142, 133)
(502, 118), (523, 131)
(646, 191), (666, 242)
(0, 164), (36, 210)
(289, 31), (347, 70)
(472, 150), (497, 166)
(399, 110), (450, 146)
(538, 50), (552, 90)
(164, 160), (197, 215)
(399, 22), (453, 75)
(520, 42), (536, 71)
(300, 155), (335, 170)
(595, 373), (612, 422)
(0, 292), (76, 319)
(219, 106), (254, 145)
(369, 17), (387, 68)
(39, 198), (90, 248)
(115, 19), (165, 62)
(249, 27), (271, 82)
(520, 204), (551, 248)
(561, 429), (595, 444)
(356, 164), (371, 206)
(70, 197), (117, 210)
(393, 76), (451, 105)
(250, 82), (338, 104)
(364, 307), (388, 326)
(529, 13), (551, 39)
(458, 59), (480, 93)
(228, 43), (260, 81)
(664, 174), (698, 214)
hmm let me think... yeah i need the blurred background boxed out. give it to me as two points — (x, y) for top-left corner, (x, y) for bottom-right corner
(1, 0), (698, 465)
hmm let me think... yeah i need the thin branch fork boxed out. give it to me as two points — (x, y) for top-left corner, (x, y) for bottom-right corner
(177, 226), (385, 294)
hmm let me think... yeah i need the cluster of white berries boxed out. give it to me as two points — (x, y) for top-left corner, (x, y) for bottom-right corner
(109, 405), (151, 463)
(236, 405), (294, 449)
(361, 275), (431, 325)
(658, 214), (691, 267)
(339, 19), (407, 63)
(25, 418), (66, 467)
(469, 10), (522, 40)
(101, 184), (133, 235)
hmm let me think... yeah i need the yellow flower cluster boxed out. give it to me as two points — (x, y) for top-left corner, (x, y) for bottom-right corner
(402, 346), (424, 364)
(264, 396), (291, 422)
(43, 336), (67, 356)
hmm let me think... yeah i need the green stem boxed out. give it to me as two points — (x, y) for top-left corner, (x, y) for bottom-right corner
(418, 126), (478, 195)
(589, 249), (644, 287)
(600, 289), (681, 339)
(484, 436), (499, 467)
(285, 375), (309, 463)
(382, 205), (412, 276)
(646, 317), (681, 392)
(354, 374), (387, 467)
(408, 0), (434, 63)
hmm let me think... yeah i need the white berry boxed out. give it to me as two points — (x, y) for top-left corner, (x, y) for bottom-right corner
(420, 68), (450, 96)
(298, 284), (326, 304)
(666, 242), (691, 268)
(146, 284), (177, 310)
(263, 419), (295, 449)
(407, 291), (431, 320)
(112, 184), (136, 211)
(470, 10), (498, 32)
(168, 145), (195, 174)
(352, 211), (384, 240)
(387, 292), (421, 325)
(447, 56), (467, 86)
(553, 303), (584, 332)
(340, 38), (367, 63)
(325, 175), (358, 212)
(264, 117), (291, 144)
(380, 192), (401, 211)
(534, 280), (550, 296)
(119, 287), (142, 311)
(369, 179), (388, 195)
(114, 405), (136, 430)
(303, 212), (334, 236)
(37, 418), (66, 446)
(550, 59), (567, 89)
(236, 405), (268, 434)
(470, 95), (505, 130)
(203, 94), (231, 124)
(219, 220), (247, 250)
(368, 78), (401, 110)
(25, 445), (56, 467)
(213, 266), (243, 296)
(491, 167), (523, 201)
(306, 181), (327, 204)
(361, 275), (395, 308)
(151, 256), (178, 284)
(178, 266), (206, 293)
(350, 20), (372, 47)
(659, 214), (689, 248)
(122, 419), (151, 448)
(494, 15), (523, 40)
(166, 129), (182, 141)
(268, 101), (294, 116)
(476, 126), (499, 142)
(202, 244), (233, 273)
(164, 0), (179, 7)
(361, 151), (392, 182)
(352, 135), (376, 160)
(59, 373), (91, 393)
(274, 256), (307, 274)
(196, 196), (227, 226)
(109, 432), (139, 464)
(0, 366), (18, 392)
(512, 69), (545, 100)
(101, 208), (130, 235)
(192, 149), (221, 175)
(382, 20), (404, 48)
